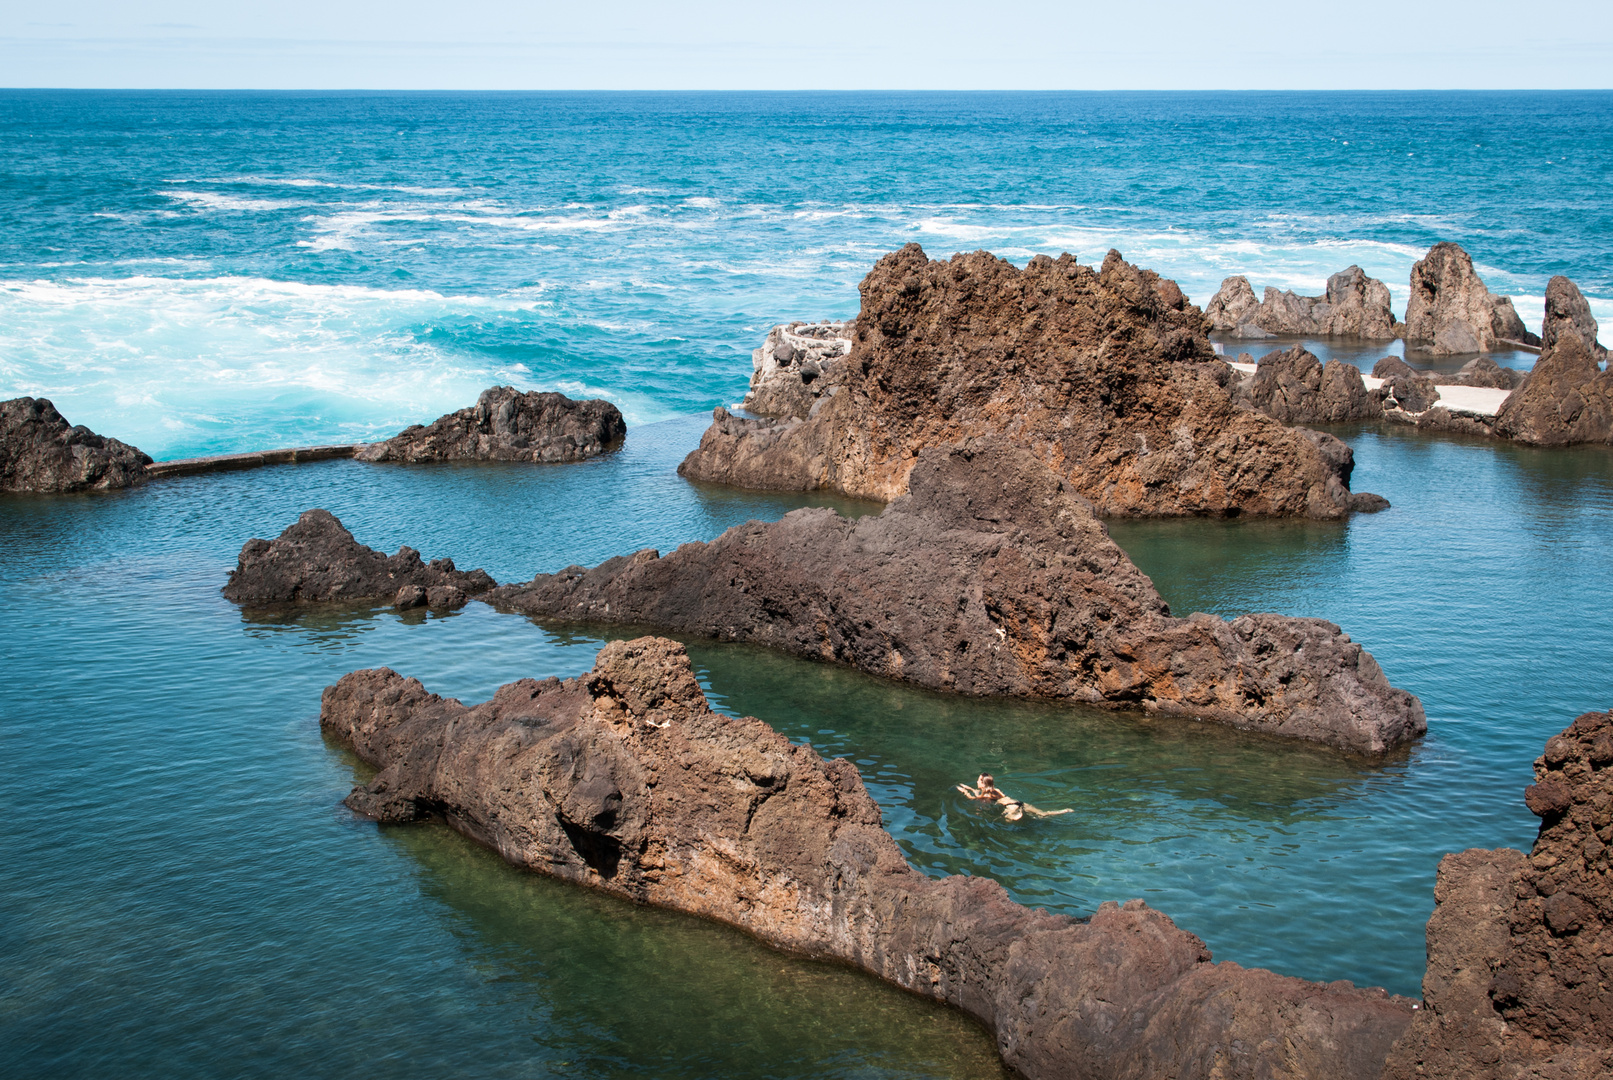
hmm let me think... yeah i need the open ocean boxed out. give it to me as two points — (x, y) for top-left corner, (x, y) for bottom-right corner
(3, 91), (1612, 1078)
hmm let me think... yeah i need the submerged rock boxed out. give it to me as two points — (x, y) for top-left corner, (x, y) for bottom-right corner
(1542, 275), (1608, 362)
(0, 397), (152, 493)
(1384, 710), (1613, 1079)
(324, 635), (1415, 1080)
(681, 246), (1379, 520)
(1232, 345), (1380, 423)
(498, 441), (1423, 755)
(1493, 335), (1613, 445)
(222, 509), (494, 606)
(357, 387), (625, 464)
(740, 321), (854, 420)
(1402, 243), (1540, 355)
(1205, 266), (1397, 339)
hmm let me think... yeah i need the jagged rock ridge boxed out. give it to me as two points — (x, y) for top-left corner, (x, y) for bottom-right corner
(1403, 243), (1540, 355)
(1230, 344), (1383, 423)
(497, 441), (1424, 755)
(358, 386), (625, 464)
(1205, 266), (1398, 339)
(1542, 275), (1608, 362)
(681, 245), (1382, 520)
(323, 635), (1415, 1080)
(1384, 709), (1613, 1079)
(222, 508), (494, 608)
(1494, 335), (1613, 446)
(1, 397), (152, 493)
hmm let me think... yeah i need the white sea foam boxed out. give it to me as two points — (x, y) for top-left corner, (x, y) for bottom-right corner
(162, 190), (303, 212)
(0, 274), (671, 456)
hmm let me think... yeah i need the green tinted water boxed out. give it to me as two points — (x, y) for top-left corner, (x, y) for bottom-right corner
(4, 416), (1611, 1078)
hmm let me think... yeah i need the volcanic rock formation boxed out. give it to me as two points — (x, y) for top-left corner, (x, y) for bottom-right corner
(1402, 243), (1539, 355)
(680, 246), (1381, 520)
(1445, 356), (1527, 390)
(222, 508), (494, 607)
(1205, 266), (1398, 339)
(1, 397), (152, 493)
(496, 441), (1423, 755)
(740, 321), (855, 420)
(323, 635), (1415, 1080)
(1493, 336), (1613, 446)
(1542, 275), (1608, 362)
(1231, 345), (1381, 423)
(1383, 710), (1613, 1079)
(357, 387), (625, 464)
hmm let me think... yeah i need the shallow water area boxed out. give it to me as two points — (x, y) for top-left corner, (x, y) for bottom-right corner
(5, 411), (1613, 1080)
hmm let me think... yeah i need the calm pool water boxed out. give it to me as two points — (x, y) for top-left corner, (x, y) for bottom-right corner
(4, 412), (1610, 1078)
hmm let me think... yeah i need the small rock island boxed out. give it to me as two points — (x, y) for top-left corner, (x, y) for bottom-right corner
(1, 396), (152, 493)
(495, 440), (1424, 755)
(358, 386), (626, 464)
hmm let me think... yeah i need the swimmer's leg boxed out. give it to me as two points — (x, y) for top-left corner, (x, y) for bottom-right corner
(1022, 805), (1074, 817)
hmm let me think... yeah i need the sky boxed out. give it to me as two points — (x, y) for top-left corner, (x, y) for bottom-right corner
(3, 1), (1612, 90)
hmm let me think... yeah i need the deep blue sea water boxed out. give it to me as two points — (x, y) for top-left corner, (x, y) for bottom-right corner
(3, 91), (1613, 1078)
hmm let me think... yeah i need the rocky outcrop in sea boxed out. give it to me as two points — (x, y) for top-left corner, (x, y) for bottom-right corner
(323, 635), (1416, 1080)
(1, 396), (153, 493)
(740, 321), (854, 420)
(681, 246), (1384, 520)
(1205, 266), (1398, 339)
(496, 441), (1423, 755)
(1384, 709), (1613, 1079)
(1542, 275), (1609, 362)
(357, 386), (625, 464)
(222, 508), (494, 607)
(1230, 345), (1382, 423)
(1493, 335), (1613, 446)
(1402, 242), (1540, 355)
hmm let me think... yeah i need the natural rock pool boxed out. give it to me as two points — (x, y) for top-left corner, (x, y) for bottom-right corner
(4, 413), (1610, 1077)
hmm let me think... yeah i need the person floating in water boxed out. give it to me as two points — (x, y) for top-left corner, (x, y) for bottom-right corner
(955, 773), (1073, 822)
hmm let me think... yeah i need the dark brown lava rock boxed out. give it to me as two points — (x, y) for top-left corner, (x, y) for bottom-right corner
(1384, 710), (1613, 1079)
(496, 440), (1423, 755)
(1, 397), (152, 493)
(358, 386), (625, 464)
(222, 509), (494, 606)
(1493, 335), (1613, 445)
(680, 245), (1380, 520)
(1233, 345), (1381, 423)
(323, 635), (1414, 1080)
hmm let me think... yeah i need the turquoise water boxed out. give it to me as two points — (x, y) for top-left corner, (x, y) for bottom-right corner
(4, 92), (1613, 1077)
(3, 91), (1610, 457)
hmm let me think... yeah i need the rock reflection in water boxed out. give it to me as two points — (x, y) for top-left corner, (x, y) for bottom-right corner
(384, 820), (1011, 1080)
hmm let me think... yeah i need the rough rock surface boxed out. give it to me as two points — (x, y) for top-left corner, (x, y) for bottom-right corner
(1371, 357), (1419, 382)
(1371, 355), (1524, 391)
(222, 509), (494, 606)
(1232, 346), (1380, 423)
(497, 442), (1423, 755)
(1384, 711), (1613, 1079)
(681, 245), (1381, 520)
(323, 635), (1415, 1080)
(1205, 266), (1397, 339)
(740, 321), (855, 420)
(1380, 375), (1442, 415)
(1542, 275), (1608, 362)
(1445, 356), (1527, 390)
(1402, 243), (1540, 354)
(1493, 336), (1613, 446)
(0, 397), (152, 493)
(357, 387), (625, 464)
